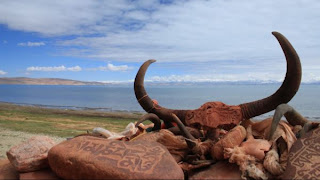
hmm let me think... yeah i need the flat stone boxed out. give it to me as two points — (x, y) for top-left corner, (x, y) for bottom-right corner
(20, 168), (60, 180)
(0, 159), (19, 180)
(189, 161), (241, 180)
(281, 127), (320, 179)
(6, 136), (56, 172)
(48, 136), (184, 179)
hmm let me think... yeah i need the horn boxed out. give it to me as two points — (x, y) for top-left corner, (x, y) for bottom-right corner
(134, 60), (187, 124)
(240, 31), (302, 119)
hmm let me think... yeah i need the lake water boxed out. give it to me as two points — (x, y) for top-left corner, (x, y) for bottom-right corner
(0, 84), (319, 120)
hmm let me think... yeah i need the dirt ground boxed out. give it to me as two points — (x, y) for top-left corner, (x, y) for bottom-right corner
(0, 127), (65, 159)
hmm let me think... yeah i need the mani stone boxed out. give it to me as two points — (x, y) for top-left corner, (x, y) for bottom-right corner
(0, 159), (19, 180)
(48, 136), (184, 179)
(19, 168), (60, 180)
(6, 136), (56, 172)
(189, 161), (241, 180)
(280, 127), (320, 179)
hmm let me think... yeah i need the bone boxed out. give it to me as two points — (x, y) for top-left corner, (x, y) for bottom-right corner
(211, 125), (247, 160)
(92, 122), (138, 140)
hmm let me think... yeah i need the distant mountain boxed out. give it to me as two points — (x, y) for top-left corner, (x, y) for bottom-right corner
(0, 77), (107, 85)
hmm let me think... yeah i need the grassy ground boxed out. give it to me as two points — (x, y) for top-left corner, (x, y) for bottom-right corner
(0, 102), (143, 137)
(0, 102), (145, 159)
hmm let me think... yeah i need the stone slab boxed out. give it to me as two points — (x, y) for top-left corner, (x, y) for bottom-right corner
(48, 136), (184, 179)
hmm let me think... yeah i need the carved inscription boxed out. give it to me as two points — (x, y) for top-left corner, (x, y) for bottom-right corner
(287, 128), (320, 179)
(67, 139), (166, 174)
(185, 101), (242, 129)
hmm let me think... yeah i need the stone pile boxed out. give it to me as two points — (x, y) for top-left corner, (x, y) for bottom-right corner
(1, 125), (320, 179)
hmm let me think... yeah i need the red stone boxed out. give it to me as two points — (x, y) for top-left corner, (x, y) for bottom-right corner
(189, 161), (241, 179)
(280, 127), (320, 179)
(48, 136), (184, 179)
(0, 159), (19, 180)
(19, 168), (60, 180)
(6, 136), (56, 172)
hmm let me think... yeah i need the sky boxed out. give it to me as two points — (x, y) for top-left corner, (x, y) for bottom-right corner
(0, 0), (320, 83)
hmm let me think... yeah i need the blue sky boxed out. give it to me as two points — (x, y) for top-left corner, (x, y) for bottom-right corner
(0, 0), (320, 83)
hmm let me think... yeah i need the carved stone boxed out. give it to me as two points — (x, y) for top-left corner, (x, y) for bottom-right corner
(19, 169), (60, 180)
(185, 102), (242, 130)
(48, 136), (184, 179)
(189, 161), (241, 180)
(0, 159), (19, 180)
(280, 127), (320, 179)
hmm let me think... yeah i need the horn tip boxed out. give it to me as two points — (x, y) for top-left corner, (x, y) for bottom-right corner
(272, 31), (282, 37)
(148, 59), (157, 63)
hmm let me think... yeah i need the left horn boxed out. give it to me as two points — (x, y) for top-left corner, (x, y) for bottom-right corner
(134, 60), (188, 124)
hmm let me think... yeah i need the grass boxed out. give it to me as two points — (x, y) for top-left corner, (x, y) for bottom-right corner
(0, 102), (143, 137)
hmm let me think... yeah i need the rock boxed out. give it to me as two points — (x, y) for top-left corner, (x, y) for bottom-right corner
(0, 159), (19, 180)
(48, 136), (184, 179)
(19, 168), (60, 180)
(132, 129), (188, 162)
(6, 136), (56, 172)
(280, 127), (320, 179)
(189, 161), (241, 180)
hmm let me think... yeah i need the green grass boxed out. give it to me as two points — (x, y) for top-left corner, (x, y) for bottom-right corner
(0, 102), (141, 137)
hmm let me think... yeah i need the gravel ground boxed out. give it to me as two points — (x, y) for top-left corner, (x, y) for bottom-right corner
(0, 127), (65, 159)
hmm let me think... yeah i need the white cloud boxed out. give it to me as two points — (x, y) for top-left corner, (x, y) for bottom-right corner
(0, 70), (7, 75)
(26, 65), (81, 72)
(107, 63), (130, 71)
(89, 63), (132, 72)
(0, 0), (320, 81)
(146, 72), (285, 83)
(18, 41), (45, 47)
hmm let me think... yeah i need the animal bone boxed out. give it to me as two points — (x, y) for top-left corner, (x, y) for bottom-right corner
(225, 125), (271, 161)
(134, 32), (301, 131)
(212, 125), (247, 160)
(92, 122), (138, 140)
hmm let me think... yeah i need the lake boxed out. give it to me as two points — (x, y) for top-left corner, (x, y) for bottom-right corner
(0, 84), (319, 120)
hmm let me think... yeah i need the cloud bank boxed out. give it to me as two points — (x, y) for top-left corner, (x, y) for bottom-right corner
(0, 0), (319, 82)
(88, 63), (132, 72)
(18, 41), (45, 47)
(26, 65), (81, 72)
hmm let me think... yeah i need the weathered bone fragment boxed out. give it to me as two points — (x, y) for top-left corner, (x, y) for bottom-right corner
(211, 125), (247, 160)
(92, 122), (138, 140)
(263, 142), (284, 176)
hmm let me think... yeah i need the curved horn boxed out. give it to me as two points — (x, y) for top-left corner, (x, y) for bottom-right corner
(240, 31), (302, 119)
(134, 60), (187, 124)
(135, 113), (161, 131)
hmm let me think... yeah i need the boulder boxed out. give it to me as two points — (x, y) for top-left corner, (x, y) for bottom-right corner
(280, 127), (320, 179)
(6, 136), (56, 172)
(48, 136), (184, 179)
(189, 161), (241, 180)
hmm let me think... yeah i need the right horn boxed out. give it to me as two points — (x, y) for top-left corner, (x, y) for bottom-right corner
(240, 31), (302, 119)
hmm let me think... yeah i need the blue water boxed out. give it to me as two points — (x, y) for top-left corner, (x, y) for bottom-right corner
(0, 84), (319, 120)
